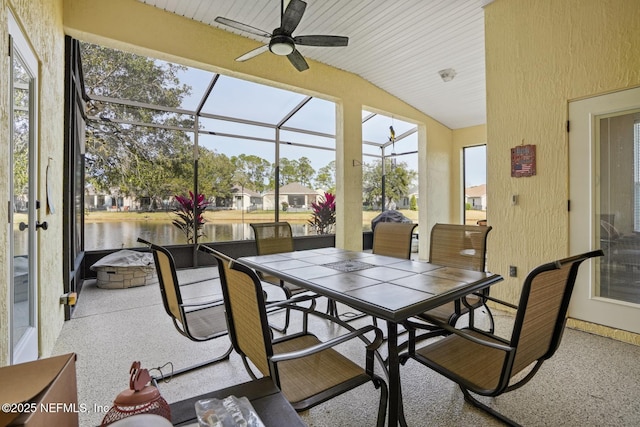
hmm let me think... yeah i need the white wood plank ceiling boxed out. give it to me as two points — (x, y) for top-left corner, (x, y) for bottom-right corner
(137, 0), (490, 130)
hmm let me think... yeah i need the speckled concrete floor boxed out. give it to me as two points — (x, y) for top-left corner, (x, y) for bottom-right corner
(52, 266), (640, 427)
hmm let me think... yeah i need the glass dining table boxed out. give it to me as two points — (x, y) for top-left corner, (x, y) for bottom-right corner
(238, 247), (503, 426)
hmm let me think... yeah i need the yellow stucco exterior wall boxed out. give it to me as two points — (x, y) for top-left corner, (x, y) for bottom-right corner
(484, 0), (640, 319)
(0, 0), (65, 366)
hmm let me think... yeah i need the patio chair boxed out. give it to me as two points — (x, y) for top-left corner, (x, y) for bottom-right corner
(372, 222), (417, 259)
(136, 238), (232, 380)
(363, 222), (417, 325)
(249, 222), (320, 331)
(400, 249), (604, 426)
(202, 246), (388, 426)
(417, 223), (494, 334)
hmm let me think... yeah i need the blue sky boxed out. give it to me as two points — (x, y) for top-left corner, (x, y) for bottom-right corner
(175, 65), (486, 187)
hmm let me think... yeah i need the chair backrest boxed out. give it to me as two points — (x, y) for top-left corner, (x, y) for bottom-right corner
(149, 243), (184, 325)
(509, 250), (603, 375)
(429, 223), (492, 271)
(250, 222), (294, 255)
(207, 248), (273, 377)
(372, 222), (417, 259)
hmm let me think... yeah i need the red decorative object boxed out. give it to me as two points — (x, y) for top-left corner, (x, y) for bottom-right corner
(101, 362), (171, 426)
(511, 144), (536, 177)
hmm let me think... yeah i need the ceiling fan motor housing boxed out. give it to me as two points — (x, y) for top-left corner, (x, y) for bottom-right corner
(269, 28), (295, 55)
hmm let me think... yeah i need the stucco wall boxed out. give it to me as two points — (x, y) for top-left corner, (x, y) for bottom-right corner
(484, 0), (640, 307)
(1, 0), (65, 366)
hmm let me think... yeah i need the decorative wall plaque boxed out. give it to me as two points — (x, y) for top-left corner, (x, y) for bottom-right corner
(511, 144), (536, 177)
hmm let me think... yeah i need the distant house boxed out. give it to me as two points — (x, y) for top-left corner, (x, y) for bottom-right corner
(465, 184), (487, 210)
(85, 184), (135, 211)
(231, 185), (262, 211)
(396, 186), (419, 209)
(263, 182), (319, 211)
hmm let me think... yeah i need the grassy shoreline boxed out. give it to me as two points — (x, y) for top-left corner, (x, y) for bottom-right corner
(84, 209), (485, 224)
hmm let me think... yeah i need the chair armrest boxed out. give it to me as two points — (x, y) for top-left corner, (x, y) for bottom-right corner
(136, 237), (152, 246)
(270, 325), (383, 363)
(405, 317), (512, 352)
(265, 294), (318, 312)
(469, 292), (519, 310)
(179, 299), (224, 310)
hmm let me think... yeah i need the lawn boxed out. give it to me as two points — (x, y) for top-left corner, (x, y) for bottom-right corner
(84, 208), (485, 225)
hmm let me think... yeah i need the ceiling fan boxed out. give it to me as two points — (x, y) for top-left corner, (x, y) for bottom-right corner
(214, 0), (349, 72)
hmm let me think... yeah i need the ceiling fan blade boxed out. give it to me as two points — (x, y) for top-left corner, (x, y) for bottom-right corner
(281, 0), (307, 34)
(294, 35), (349, 47)
(236, 45), (269, 62)
(287, 49), (309, 72)
(214, 16), (271, 38)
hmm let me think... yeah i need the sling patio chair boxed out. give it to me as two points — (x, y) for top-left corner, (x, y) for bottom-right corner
(200, 245), (389, 426)
(360, 222), (417, 325)
(137, 238), (232, 381)
(249, 222), (322, 331)
(415, 223), (494, 336)
(400, 249), (604, 426)
(372, 222), (418, 260)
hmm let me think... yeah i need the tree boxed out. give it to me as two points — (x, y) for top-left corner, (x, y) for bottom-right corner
(12, 67), (30, 206)
(410, 194), (418, 211)
(81, 42), (193, 206)
(295, 157), (315, 188)
(362, 159), (417, 208)
(231, 154), (271, 193)
(198, 149), (236, 206)
(315, 161), (336, 192)
(278, 157), (315, 188)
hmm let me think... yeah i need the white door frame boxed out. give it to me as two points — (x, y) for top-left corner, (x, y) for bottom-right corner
(8, 9), (39, 364)
(568, 87), (640, 334)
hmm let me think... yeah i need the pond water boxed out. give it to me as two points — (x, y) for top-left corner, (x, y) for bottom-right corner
(84, 221), (316, 250)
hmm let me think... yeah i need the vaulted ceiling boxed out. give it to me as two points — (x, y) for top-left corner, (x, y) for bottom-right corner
(137, 0), (490, 130)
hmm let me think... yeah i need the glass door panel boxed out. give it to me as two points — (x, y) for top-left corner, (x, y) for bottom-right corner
(598, 111), (640, 304)
(9, 12), (39, 363)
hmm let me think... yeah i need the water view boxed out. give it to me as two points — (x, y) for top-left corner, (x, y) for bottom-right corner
(84, 221), (317, 250)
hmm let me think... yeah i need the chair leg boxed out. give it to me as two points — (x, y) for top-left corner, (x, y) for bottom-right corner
(151, 343), (233, 385)
(266, 307), (289, 334)
(373, 376), (388, 427)
(325, 298), (371, 322)
(460, 386), (522, 427)
(266, 286), (292, 334)
(240, 355), (260, 381)
(326, 298), (369, 323)
(465, 304), (495, 333)
(485, 304), (495, 333)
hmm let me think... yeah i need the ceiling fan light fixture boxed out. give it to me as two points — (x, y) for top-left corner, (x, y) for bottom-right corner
(438, 68), (457, 82)
(216, 0), (347, 71)
(270, 33), (295, 56)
